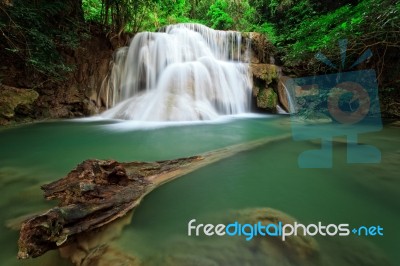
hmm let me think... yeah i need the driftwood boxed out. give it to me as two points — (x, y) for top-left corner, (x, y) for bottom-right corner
(17, 134), (290, 260)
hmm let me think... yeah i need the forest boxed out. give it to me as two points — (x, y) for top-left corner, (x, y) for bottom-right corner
(1, 0), (399, 83)
(1, 1), (400, 266)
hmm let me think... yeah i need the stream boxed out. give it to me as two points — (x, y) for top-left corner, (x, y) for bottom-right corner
(0, 116), (398, 265)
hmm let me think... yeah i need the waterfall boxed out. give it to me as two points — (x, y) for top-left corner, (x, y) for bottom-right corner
(101, 23), (252, 121)
(281, 79), (297, 113)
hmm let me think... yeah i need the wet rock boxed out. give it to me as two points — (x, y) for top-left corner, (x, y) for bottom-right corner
(148, 208), (321, 266)
(0, 85), (39, 125)
(256, 87), (278, 111)
(250, 63), (280, 112)
(319, 237), (393, 266)
(82, 99), (99, 116)
(389, 120), (400, 127)
(226, 208), (320, 265)
(145, 238), (265, 266)
(294, 112), (332, 124)
(159, 254), (218, 266)
(0, 25), (113, 125)
(250, 63), (278, 84)
(17, 136), (291, 261)
(243, 32), (275, 64)
(142, 207), (392, 266)
(58, 211), (141, 266)
(277, 76), (292, 112)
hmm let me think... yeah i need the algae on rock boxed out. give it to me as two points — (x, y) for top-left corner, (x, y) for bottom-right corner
(0, 85), (39, 125)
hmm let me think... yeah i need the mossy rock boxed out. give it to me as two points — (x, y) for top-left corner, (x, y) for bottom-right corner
(245, 33), (275, 64)
(0, 85), (39, 124)
(225, 208), (321, 264)
(257, 87), (278, 110)
(250, 63), (279, 84)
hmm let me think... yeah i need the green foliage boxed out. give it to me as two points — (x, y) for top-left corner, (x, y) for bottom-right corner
(0, 1), (81, 80)
(231, 0), (257, 31)
(281, 0), (400, 69)
(282, 3), (353, 65)
(82, 0), (158, 33)
(206, 0), (257, 31)
(81, 0), (260, 33)
(254, 22), (277, 44)
(3, 0), (398, 85)
(207, 0), (233, 30)
(143, 0), (192, 31)
(82, 0), (102, 22)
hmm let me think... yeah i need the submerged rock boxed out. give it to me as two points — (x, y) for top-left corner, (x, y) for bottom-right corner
(318, 236), (393, 266)
(292, 112), (333, 124)
(15, 135), (290, 263)
(355, 150), (400, 209)
(146, 207), (321, 266)
(389, 120), (400, 127)
(144, 207), (392, 266)
(159, 254), (218, 266)
(225, 208), (321, 265)
(58, 211), (141, 266)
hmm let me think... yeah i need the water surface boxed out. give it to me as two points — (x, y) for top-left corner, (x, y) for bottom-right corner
(0, 116), (398, 265)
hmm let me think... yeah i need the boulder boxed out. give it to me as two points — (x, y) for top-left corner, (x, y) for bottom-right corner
(226, 208), (320, 264)
(250, 63), (278, 84)
(250, 63), (280, 112)
(243, 32), (275, 64)
(149, 207), (321, 266)
(257, 87), (278, 110)
(277, 76), (292, 112)
(0, 85), (39, 125)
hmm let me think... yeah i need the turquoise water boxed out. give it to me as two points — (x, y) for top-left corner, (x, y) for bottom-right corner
(0, 116), (399, 265)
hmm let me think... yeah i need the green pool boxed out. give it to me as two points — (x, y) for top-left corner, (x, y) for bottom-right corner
(0, 116), (398, 265)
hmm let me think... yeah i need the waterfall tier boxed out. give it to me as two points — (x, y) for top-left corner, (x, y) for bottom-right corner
(101, 23), (252, 121)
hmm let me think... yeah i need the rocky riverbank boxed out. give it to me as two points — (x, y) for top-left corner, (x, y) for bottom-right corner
(0, 26), (116, 125)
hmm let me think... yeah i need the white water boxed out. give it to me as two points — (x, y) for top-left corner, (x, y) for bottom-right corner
(101, 23), (252, 121)
(280, 79), (297, 113)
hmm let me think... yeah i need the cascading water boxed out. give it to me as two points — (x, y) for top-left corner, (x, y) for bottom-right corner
(101, 23), (252, 121)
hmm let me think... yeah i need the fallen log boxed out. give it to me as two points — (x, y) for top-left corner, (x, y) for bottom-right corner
(17, 134), (290, 260)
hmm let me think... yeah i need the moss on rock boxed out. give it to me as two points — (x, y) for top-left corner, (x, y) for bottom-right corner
(0, 85), (39, 125)
(257, 87), (278, 110)
(250, 63), (278, 85)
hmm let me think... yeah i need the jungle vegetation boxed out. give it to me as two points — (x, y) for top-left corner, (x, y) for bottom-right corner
(0, 0), (399, 84)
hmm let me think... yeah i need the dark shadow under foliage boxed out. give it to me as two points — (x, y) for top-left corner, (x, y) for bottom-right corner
(0, 0), (85, 82)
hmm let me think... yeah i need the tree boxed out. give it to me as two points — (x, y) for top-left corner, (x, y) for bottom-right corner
(207, 0), (233, 29)
(0, 0), (84, 79)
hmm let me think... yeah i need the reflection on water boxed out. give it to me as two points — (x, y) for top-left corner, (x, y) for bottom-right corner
(0, 117), (398, 265)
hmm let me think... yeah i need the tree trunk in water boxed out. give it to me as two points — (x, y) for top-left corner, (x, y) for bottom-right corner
(17, 134), (290, 260)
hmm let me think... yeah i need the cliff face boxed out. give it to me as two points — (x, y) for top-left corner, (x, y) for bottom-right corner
(0, 26), (115, 125)
(34, 28), (113, 119)
(0, 0), (121, 125)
